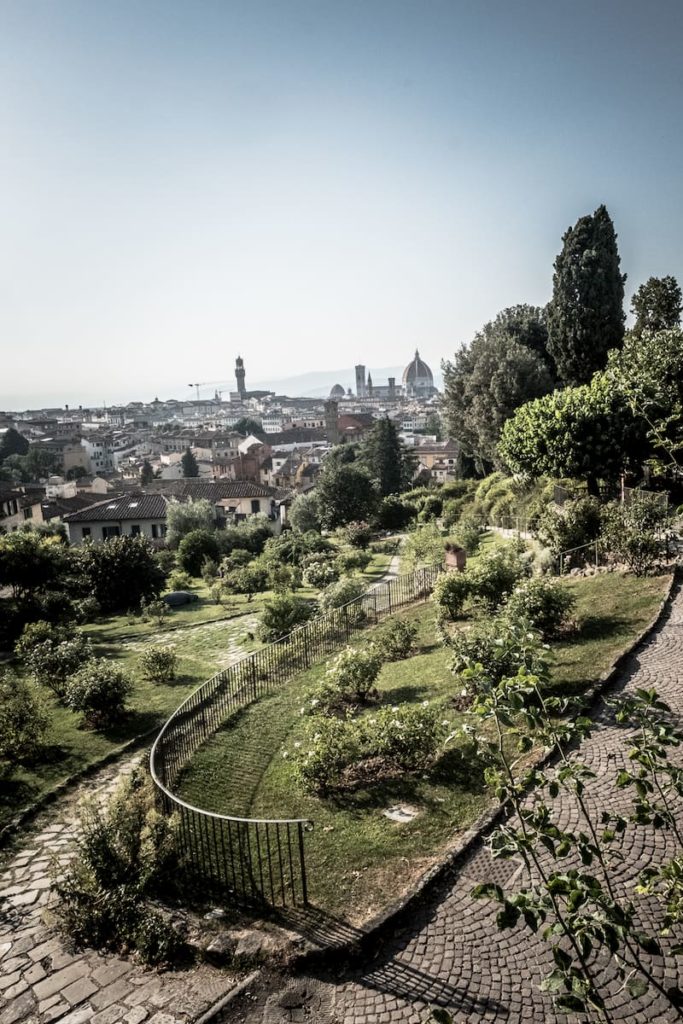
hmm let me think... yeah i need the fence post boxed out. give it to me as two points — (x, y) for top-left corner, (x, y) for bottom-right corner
(373, 590), (378, 623)
(387, 581), (392, 615)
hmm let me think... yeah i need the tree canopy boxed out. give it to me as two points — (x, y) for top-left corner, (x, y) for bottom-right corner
(361, 417), (413, 496)
(547, 205), (626, 384)
(165, 498), (215, 548)
(316, 462), (378, 529)
(498, 373), (646, 492)
(442, 310), (554, 472)
(181, 447), (199, 478)
(232, 417), (263, 436)
(607, 327), (683, 472)
(630, 276), (682, 337)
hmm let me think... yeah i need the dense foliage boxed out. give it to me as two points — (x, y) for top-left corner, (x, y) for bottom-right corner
(64, 660), (134, 728)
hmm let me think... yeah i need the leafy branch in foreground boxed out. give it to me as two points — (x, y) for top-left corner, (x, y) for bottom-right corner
(468, 658), (683, 1019)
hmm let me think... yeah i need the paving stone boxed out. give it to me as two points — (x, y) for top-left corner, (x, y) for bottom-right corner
(91, 960), (131, 987)
(33, 961), (90, 1001)
(92, 1006), (129, 1024)
(0, 941), (11, 959)
(56, 1007), (96, 1024)
(90, 977), (133, 1010)
(63, 976), (99, 1006)
(124, 1009), (149, 1024)
(0, 990), (37, 1024)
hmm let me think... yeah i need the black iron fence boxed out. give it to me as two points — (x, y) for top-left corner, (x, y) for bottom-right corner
(149, 563), (442, 907)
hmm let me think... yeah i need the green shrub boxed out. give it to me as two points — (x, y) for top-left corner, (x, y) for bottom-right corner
(376, 494), (415, 530)
(224, 563), (268, 600)
(73, 596), (101, 624)
(167, 569), (193, 591)
(303, 560), (339, 589)
(16, 624), (94, 698)
(141, 598), (168, 625)
(503, 577), (576, 638)
(52, 771), (181, 965)
(452, 513), (482, 555)
(335, 549), (372, 574)
(201, 556), (219, 585)
(258, 594), (314, 643)
(318, 576), (365, 613)
(417, 495), (443, 522)
(536, 496), (602, 559)
(268, 564), (302, 594)
(322, 644), (383, 702)
(601, 498), (670, 576)
(343, 520), (372, 549)
(139, 647), (178, 684)
(291, 703), (450, 794)
(77, 534), (165, 613)
(375, 618), (418, 661)
(0, 670), (49, 777)
(432, 572), (470, 621)
(64, 660), (133, 728)
(450, 619), (548, 697)
(154, 548), (177, 578)
(220, 548), (252, 572)
(177, 529), (221, 577)
(467, 544), (528, 610)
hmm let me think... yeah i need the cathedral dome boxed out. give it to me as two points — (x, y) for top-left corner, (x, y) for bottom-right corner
(402, 350), (434, 386)
(329, 383), (345, 398)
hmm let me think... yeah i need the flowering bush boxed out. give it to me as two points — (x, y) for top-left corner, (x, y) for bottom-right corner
(466, 544), (529, 610)
(303, 560), (339, 590)
(452, 513), (482, 555)
(343, 520), (373, 549)
(0, 670), (48, 777)
(316, 644), (383, 708)
(503, 577), (575, 638)
(139, 647), (178, 684)
(318, 576), (365, 612)
(335, 548), (372, 574)
(64, 660), (134, 729)
(290, 702), (451, 794)
(432, 572), (470, 621)
(375, 618), (418, 661)
(16, 623), (94, 698)
(450, 619), (549, 697)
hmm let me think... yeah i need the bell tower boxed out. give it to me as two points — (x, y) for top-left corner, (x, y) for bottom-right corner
(235, 356), (246, 399)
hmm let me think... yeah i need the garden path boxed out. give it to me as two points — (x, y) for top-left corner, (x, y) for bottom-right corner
(0, 752), (239, 1024)
(228, 581), (683, 1023)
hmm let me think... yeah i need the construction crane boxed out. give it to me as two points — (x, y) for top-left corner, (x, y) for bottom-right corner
(187, 380), (233, 401)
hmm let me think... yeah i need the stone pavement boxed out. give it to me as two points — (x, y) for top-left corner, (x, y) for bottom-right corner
(228, 582), (683, 1023)
(0, 755), (237, 1024)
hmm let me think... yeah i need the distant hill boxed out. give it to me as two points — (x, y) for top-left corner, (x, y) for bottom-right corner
(250, 365), (442, 398)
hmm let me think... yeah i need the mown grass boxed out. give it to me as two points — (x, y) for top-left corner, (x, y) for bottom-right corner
(0, 547), (394, 832)
(177, 570), (671, 923)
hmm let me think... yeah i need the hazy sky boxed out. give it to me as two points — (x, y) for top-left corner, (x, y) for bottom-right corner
(1, 0), (682, 409)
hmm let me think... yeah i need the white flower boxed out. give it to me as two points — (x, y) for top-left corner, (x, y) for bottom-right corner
(494, 638), (504, 647)
(441, 719), (450, 726)
(526, 633), (534, 640)
(460, 687), (468, 697)
(391, 705), (399, 712)
(282, 751), (289, 758)
(293, 741), (302, 748)
(542, 643), (550, 650)
(422, 700), (429, 707)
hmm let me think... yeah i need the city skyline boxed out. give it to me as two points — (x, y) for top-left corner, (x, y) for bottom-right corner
(2, 0), (683, 409)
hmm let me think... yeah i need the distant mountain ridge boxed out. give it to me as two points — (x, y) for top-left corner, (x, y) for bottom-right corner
(251, 365), (442, 398)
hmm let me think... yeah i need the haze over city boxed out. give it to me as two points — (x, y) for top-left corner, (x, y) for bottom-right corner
(2, 0), (683, 409)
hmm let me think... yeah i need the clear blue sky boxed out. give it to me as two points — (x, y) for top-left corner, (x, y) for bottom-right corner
(1, 0), (682, 409)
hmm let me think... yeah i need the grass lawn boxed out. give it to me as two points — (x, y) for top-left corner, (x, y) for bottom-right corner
(0, 546), (395, 833)
(176, 570), (672, 923)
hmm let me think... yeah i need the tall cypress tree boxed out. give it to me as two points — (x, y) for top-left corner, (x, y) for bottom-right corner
(363, 417), (404, 496)
(547, 205), (626, 385)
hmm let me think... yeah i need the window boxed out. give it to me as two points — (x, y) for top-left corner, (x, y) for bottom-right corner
(23, 507), (33, 520)
(82, 527), (91, 538)
(102, 525), (120, 540)
(131, 524), (141, 536)
(151, 524), (158, 539)
(251, 499), (260, 514)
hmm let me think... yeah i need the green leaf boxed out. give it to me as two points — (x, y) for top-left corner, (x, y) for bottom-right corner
(626, 977), (648, 998)
(428, 1010), (454, 1024)
(553, 947), (572, 971)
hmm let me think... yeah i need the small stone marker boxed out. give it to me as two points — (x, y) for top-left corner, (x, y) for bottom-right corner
(383, 804), (419, 823)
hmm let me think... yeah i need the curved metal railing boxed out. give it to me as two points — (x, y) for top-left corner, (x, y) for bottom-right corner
(150, 564), (442, 907)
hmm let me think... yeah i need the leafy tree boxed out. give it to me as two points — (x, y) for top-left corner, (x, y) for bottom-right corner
(316, 462), (378, 529)
(498, 374), (646, 493)
(139, 459), (154, 485)
(442, 312), (554, 471)
(223, 563), (268, 600)
(0, 427), (29, 462)
(318, 575), (365, 612)
(66, 466), (88, 481)
(288, 492), (322, 534)
(547, 204), (626, 384)
(0, 530), (62, 603)
(176, 528), (220, 576)
(181, 447), (199, 478)
(631, 275), (682, 337)
(16, 623), (94, 697)
(12, 446), (61, 480)
(361, 417), (408, 496)
(422, 411), (443, 440)
(138, 648), (177, 684)
(601, 498), (671, 576)
(257, 594), (314, 643)
(232, 417), (262, 436)
(77, 535), (165, 612)
(165, 498), (215, 548)
(607, 327), (683, 473)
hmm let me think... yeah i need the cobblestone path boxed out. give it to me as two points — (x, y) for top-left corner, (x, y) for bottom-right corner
(0, 755), (237, 1024)
(230, 582), (683, 1023)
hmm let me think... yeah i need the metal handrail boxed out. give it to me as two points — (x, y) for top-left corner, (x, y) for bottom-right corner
(148, 562), (442, 906)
